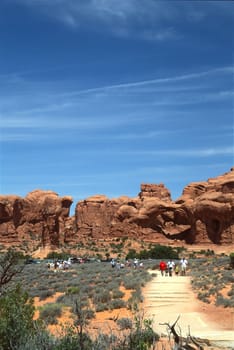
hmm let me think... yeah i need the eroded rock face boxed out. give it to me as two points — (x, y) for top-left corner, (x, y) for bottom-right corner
(0, 169), (233, 252)
(0, 190), (73, 250)
(75, 169), (234, 245)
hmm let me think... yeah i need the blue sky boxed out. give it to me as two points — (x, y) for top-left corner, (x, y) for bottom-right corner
(0, 0), (233, 213)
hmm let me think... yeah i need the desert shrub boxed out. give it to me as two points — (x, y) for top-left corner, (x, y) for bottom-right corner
(53, 326), (93, 350)
(66, 278), (80, 287)
(67, 286), (80, 295)
(227, 285), (234, 297)
(17, 329), (54, 350)
(112, 288), (124, 299)
(222, 272), (234, 283)
(80, 285), (94, 299)
(128, 288), (143, 307)
(109, 298), (126, 310)
(123, 278), (139, 290)
(56, 294), (77, 308)
(94, 314), (159, 350)
(127, 317), (159, 350)
(117, 317), (133, 330)
(46, 252), (70, 260)
(136, 271), (152, 286)
(71, 304), (95, 320)
(39, 289), (55, 300)
(215, 295), (233, 308)
(0, 249), (26, 292)
(108, 280), (121, 290)
(95, 302), (109, 312)
(93, 288), (111, 304)
(230, 252), (234, 268)
(126, 244), (179, 260)
(39, 303), (63, 324)
(204, 249), (215, 256)
(197, 291), (210, 304)
(93, 333), (119, 350)
(126, 249), (137, 259)
(0, 284), (37, 350)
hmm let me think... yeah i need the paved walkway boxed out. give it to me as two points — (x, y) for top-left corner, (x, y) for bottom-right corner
(143, 271), (234, 348)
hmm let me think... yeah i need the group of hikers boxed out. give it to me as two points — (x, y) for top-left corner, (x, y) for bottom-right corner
(110, 258), (144, 269)
(159, 257), (188, 276)
(47, 259), (72, 270)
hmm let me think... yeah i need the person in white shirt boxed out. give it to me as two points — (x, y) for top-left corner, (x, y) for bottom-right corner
(180, 257), (188, 275)
(167, 260), (175, 276)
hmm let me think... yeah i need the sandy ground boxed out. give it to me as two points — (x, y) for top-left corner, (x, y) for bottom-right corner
(143, 270), (234, 348)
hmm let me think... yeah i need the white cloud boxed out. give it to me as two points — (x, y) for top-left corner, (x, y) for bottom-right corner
(59, 66), (234, 98)
(87, 146), (234, 158)
(0, 115), (128, 129)
(11, 0), (234, 40)
(10, 0), (214, 41)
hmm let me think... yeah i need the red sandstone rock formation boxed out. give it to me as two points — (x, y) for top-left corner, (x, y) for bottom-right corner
(0, 169), (233, 253)
(0, 190), (73, 251)
(75, 169), (234, 245)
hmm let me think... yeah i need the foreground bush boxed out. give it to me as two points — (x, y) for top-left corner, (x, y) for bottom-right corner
(0, 285), (38, 350)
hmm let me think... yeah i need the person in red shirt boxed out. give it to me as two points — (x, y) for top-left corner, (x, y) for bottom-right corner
(159, 260), (167, 276)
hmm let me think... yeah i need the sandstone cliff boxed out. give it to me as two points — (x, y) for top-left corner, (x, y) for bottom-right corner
(0, 169), (233, 252)
(75, 170), (234, 245)
(0, 190), (73, 251)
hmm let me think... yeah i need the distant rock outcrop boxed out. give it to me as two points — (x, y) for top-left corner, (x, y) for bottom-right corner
(75, 169), (234, 244)
(0, 190), (73, 250)
(0, 169), (233, 252)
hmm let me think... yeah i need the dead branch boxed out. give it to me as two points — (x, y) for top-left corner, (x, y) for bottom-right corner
(159, 315), (181, 347)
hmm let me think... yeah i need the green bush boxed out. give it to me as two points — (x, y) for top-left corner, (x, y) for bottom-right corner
(39, 303), (62, 324)
(53, 326), (93, 350)
(215, 295), (233, 308)
(0, 284), (37, 350)
(126, 244), (179, 260)
(126, 249), (137, 259)
(128, 317), (159, 350)
(39, 289), (54, 300)
(95, 303), (109, 312)
(112, 288), (124, 299)
(93, 288), (111, 304)
(229, 252), (234, 268)
(109, 299), (126, 310)
(45, 251), (70, 260)
(67, 286), (80, 295)
(117, 317), (133, 330)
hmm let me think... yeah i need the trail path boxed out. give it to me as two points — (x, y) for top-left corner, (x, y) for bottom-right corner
(143, 271), (234, 347)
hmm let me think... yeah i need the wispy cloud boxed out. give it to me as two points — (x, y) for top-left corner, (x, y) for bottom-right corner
(82, 146), (234, 158)
(58, 66), (234, 98)
(11, 0), (224, 41)
(0, 115), (130, 130)
(1, 64), (232, 144)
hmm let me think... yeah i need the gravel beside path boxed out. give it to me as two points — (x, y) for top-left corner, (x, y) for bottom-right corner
(143, 271), (234, 348)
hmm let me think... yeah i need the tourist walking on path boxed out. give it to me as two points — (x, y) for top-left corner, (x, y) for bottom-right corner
(180, 257), (188, 275)
(167, 260), (175, 276)
(175, 264), (179, 276)
(159, 260), (167, 276)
